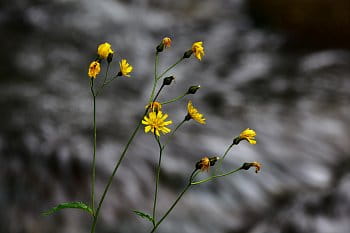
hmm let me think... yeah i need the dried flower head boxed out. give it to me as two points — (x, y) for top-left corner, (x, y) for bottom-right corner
(196, 157), (210, 171)
(88, 61), (101, 78)
(145, 101), (162, 113)
(196, 156), (219, 172)
(162, 37), (172, 48)
(241, 161), (262, 173)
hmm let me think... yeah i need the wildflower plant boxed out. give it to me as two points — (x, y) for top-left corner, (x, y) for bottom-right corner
(43, 38), (262, 233)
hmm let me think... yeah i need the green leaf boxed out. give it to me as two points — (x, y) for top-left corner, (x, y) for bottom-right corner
(42, 201), (93, 216)
(133, 210), (154, 223)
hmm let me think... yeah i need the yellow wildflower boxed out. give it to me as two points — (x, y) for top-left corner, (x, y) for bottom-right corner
(142, 111), (172, 136)
(162, 37), (172, 48)
(145, 101), (162, 113)
(186, 101), (206, 124)
(191, 41), (205, 60)
(97, 42), (114, 59)
(239, 128), (257, 144)
(88, 61), (101, 78)
(118, 59), (133, 77)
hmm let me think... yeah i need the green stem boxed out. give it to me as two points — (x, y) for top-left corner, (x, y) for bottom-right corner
(191, 167), (241, 185)
(215, 142), (235, 174)
(156, 57), (184, 81)
(150, 169), (198, 233)
(152, 135), (163, 226)
(96, 63), (111, 96)
(149, 52), (159, 102)
(90, 79), (97, 213)
(161, 93), (187, 105)
(90, 109), (148, 233)
(162, 120), (186, 150)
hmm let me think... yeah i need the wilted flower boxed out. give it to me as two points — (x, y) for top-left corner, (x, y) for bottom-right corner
(241, 161), (262, 173)
(145, 101), (162, 113)
(196, 156), (219, 172)
(118, 59), (133, 77)
(185, 101), (206, 124)
(191, 41), (205, 60)
(97, 42), (114, 60)
(162, 37), (172, 48)
(156, 37), (172, 52)
(88, 61), (101, 78)
(142, 111), (172, 136)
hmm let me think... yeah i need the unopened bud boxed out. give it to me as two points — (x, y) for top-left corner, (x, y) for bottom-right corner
(186, 85), (200, 94)
(183, 50), (193, 59)
(156, 44), (164, 53)
(107, 53), (113, 63)
(163, 76), (175, 85)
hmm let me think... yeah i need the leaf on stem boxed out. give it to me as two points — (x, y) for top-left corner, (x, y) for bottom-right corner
(133, 210), (154, 223)
(42, 201), (93, 216)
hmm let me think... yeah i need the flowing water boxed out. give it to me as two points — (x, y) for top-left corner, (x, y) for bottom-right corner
(1, 0), (350, 233)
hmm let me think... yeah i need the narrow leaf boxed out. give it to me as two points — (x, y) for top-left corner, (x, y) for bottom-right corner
(43, 201), (93, 216)
(133, 210), (154, 223)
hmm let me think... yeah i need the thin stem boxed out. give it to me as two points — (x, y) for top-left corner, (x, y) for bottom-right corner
(191, 167), (242, 185)
(90, 109), (148, 233)
(96, 63), (111, 96)
(90, 78), (97, 213)
(152, 134), (163, 226)
(161, 120), (186, 150)
(215, 142), (235, 174)
(152, 84), (165, 104)
(150, 169), (198, 233)
(156, 57), (184, 81)
(149, 52), (159, 102)
(161, 93), (187, 105)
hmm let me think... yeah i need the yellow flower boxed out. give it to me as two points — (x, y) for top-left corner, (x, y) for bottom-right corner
(196, 157), (210, 172)
(145, 101), (162, 112)
(162, 37), (172, 48)
(186, 101), (206, 124)
(191, 41), (205, 60)
(97, 42), (114, 59)
(142, 111), (172, 136)
(118, 59), (133, 77)
(239, 128), (257, 144)
(88, 61), (101, 78)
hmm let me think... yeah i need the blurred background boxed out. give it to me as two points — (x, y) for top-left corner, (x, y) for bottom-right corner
(1, 0), (350, 232)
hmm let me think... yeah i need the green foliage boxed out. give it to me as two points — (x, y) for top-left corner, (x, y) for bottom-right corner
(43, 201), (93, 216)
(133, 210), (154, 223)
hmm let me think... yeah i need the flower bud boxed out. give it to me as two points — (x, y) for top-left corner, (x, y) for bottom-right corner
(163, 76), (175, 85)
(183, 50), (193, 59)
(186, 85), (200, 95)
(240, 162), (261, 173)
(107, 53), (113, 63)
